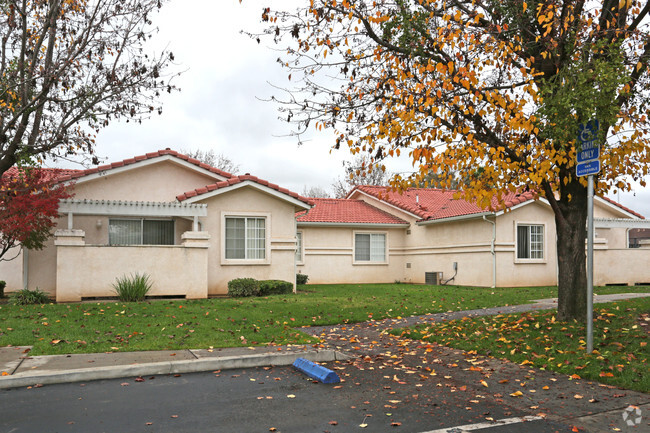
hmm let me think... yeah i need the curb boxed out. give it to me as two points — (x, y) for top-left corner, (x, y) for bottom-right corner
(0, 349), (348, 390)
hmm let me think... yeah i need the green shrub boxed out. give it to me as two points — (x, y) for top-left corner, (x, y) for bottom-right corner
(259, 280), (293, 296)
(296, 273), (309, 285)
(9, 288), (50, 305)
(227, 278), (260, 297)
(112, 272), (152, 302)
(0, 280), (5, 298)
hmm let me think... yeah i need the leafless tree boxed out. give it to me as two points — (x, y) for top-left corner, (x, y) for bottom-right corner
(301, 185), (331, 198)
(332, 156), (388, 198)
(181, 148), (240, 174)
(0, 0), (180, 175)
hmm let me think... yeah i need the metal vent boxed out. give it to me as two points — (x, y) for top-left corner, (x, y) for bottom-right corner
(406, 229), (412, 235)
(425, 272), (443, 285)
(406, 262), (411, 269)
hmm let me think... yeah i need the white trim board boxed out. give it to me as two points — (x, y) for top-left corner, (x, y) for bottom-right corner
(66, 154), (230, 186)
(183, 180), (311, 210)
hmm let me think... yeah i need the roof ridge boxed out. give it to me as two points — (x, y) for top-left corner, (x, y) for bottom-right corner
(176, 174), (313, 206)
(54, 148), (234, 183)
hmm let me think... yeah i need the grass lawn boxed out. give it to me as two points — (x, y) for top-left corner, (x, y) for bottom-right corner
(395, 297), (649, 393)
(0, 284), (647, 357)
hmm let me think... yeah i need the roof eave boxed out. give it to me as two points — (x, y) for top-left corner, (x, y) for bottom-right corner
(182, 180), (312, 210)
(297, 221), (410, 228)
(416, 211), (495, 225)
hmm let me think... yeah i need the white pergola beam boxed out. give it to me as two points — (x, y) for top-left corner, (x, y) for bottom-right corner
(59, 199), (208, 218)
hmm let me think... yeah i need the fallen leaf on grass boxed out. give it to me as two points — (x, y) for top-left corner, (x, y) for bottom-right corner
(510, 391), (523, 397)
(287, 394), (296, 398)
(391, 422), (402, 427)
(329, 421), (338, 425)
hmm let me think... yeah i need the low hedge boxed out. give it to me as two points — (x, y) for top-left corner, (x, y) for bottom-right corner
(228, 278), (293, 297)
(296, 274), (309, 285)
(259, 280), (293, 296)
(227, 278), (261, 297)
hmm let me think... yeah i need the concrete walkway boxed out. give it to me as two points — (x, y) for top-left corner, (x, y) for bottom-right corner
(0, 292), (647, 391)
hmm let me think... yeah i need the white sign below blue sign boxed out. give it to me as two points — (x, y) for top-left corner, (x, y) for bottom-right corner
(577, 160), (600, 177)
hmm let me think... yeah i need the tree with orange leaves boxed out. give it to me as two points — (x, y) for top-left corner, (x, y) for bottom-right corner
(259, 0), (650, 321)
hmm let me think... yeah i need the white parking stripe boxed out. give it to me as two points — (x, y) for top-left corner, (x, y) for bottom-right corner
(420, 415), (544, 433)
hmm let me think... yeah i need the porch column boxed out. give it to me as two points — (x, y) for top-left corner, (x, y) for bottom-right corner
(54, 229), (86, 303)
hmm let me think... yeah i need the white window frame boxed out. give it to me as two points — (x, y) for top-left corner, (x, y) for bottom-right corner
(353, 231), (388, 265)
(296, 231), (304, 265)
(221, 212), (271, 265)
(515, 223), (546, 263)
(108, 218), (175, 246)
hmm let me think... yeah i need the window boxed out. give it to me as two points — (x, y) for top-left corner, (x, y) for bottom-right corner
(295, 231), (303, 263)
(355, 233), (386, 262)
(225, 217), (266, 259)
(517, 224), (544, 259)
(109, 219), (174, 246)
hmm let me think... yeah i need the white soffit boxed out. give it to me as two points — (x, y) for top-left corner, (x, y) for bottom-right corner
(594, 218), (650, 228)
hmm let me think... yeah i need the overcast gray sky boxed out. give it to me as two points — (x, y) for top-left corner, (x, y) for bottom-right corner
(52, 0), (650, 217)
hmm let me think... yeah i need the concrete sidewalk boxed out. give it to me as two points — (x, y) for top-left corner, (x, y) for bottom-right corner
(0, 292), (647, 391)
(0, 345), (345, 390)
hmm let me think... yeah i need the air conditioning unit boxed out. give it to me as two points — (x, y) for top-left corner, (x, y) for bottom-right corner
(425, 272), (443, 285)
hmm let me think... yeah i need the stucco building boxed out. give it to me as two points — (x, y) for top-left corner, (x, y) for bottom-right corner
(1, 148), (649, 302)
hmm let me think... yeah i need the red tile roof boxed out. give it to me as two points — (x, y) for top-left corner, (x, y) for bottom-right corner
(350, 185), (537, 221)
(296, 198), (409, 225)
(2, 167), (83, 183)
(54, 149), (233, 183)
(176, 174), (313, 206)
(600, 196), (645, 219)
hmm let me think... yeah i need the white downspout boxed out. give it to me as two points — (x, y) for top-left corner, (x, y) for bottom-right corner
(483, 215), (496, 288)
(22, 248), (29, 290)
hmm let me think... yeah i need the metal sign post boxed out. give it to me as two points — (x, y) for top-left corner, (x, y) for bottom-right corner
(577, 119), (600, 355)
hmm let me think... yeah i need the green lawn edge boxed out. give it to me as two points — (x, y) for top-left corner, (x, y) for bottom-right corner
(0, 284), (648, 358)
(394, 297), (649, 393)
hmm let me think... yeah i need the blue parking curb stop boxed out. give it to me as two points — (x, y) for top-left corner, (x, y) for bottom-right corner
(292, 357), (340, 384)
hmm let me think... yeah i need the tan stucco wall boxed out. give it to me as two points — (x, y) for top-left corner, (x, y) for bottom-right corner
(55, 243), (208, 302)
(71, 159), (220, 202)
(20, 158), (219, 298)
(298, 226), (405, 284)
(594, 249), (650, 285)
(25, 215), (194, 295)
(197, 187), (300, 295)
(0, 247), (23, 291)
(491, 202), (558, 287)
(300, 199), (566, 287)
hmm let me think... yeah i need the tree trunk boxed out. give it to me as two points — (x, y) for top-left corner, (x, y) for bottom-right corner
(553, 181), (588, 322)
